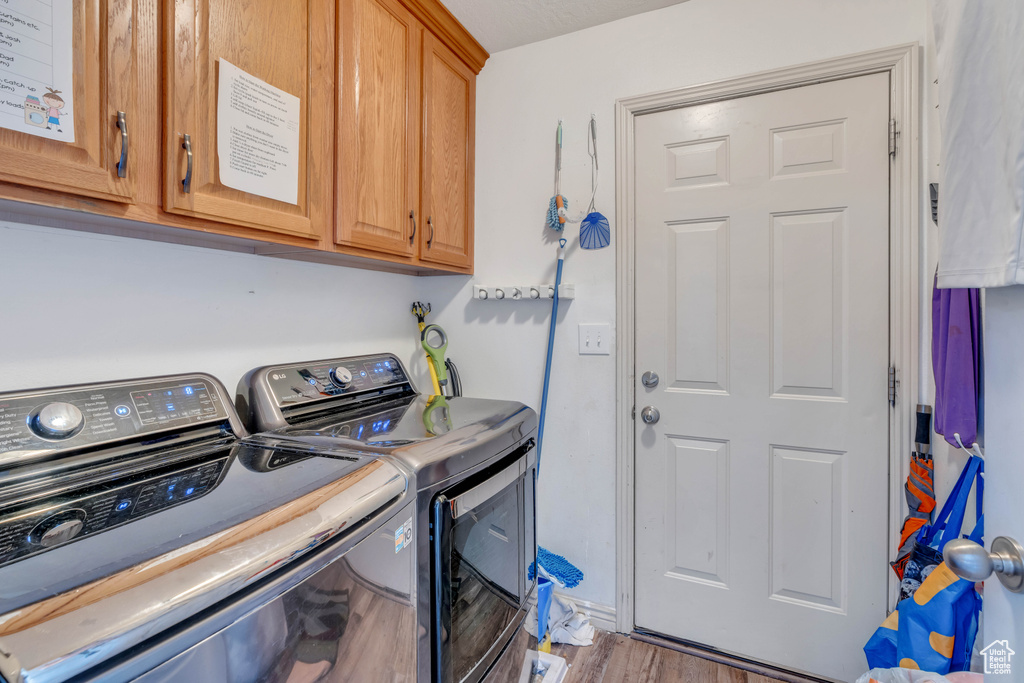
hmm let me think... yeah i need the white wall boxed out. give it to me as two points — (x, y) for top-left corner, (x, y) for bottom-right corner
(0, 222), (435, 396)
(423, 0), (933, 609)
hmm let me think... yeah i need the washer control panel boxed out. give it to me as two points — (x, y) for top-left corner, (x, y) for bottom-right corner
(0, 455), (230, 567)
(267, 354), (409, 408)
(0, 376), (230, 463)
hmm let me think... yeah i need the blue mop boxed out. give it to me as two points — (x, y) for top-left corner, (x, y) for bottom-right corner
(529, 546), (585, 589)
(533, 124), (585, 593)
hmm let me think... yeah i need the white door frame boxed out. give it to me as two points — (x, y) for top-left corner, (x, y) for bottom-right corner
(614, 44), (920, 634)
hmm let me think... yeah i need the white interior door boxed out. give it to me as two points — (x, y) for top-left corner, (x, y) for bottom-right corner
(633, 73), (891, 681)
(981, 287), (1024, 678)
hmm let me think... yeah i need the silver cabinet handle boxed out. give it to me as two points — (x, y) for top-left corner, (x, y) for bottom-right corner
(410, 210), (417, 244)
(427, 215), (434, 248)
(944, 536), (1024, 592)
(640, 406), (660, 425)
(641, 371), (659, 388)
(181, 134), (193, 194)
(115, 111), (128, 178)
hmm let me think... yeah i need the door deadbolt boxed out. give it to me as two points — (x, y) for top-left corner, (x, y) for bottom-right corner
(641, 371), (659, 388)
(640, 406), (660, 425)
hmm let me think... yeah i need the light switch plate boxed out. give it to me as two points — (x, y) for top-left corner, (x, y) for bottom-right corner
(578, 323), (611, 355)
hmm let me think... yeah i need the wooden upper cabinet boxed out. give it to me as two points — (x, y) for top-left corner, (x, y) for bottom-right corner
(163, 0), (333, 242)
(336, 0), (421, 257)
(419, 32), (474, 270)
(0, 0), (135, 203)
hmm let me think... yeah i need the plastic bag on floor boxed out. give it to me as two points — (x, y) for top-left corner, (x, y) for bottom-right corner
(524, 595), (595, 646)
(856, 668), (955, 683)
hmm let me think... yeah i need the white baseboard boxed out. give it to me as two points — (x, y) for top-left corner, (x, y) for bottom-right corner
(554, 592), (617, 633)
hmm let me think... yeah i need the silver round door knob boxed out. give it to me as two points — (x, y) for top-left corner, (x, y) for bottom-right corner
(641, 371), (659, 389)
(943, 536), (1024, 592)
(640, 406), (660, 425)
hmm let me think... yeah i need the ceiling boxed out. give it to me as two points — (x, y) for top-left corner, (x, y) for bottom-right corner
(443, 0), (690, 54)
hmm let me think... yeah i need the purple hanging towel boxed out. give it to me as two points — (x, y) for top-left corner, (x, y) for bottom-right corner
(932, 275), (982, 447)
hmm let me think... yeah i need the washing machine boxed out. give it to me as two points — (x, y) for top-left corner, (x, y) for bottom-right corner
(237, 353), (538, 683)
(0, 372), (414, 683)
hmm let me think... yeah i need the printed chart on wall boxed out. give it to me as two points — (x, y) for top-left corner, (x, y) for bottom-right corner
(0, 0), (75, 142)
(217, 59), (300, 205)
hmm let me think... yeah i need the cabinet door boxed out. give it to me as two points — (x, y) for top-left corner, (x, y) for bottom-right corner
(164, 0), (332, 242)
(336, 0), (420, 257)
(419, 33), (474, 270)
(0, 0), (135, 203)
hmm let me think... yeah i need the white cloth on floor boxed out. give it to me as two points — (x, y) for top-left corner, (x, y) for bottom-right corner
(524, 595), (595, 647)
(931, 1), (1024, 288)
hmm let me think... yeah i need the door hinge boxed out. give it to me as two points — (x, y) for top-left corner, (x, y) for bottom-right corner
(889, 118), (899, 158)
(888, 365), (899, 407)
(631, 405), (636, 421)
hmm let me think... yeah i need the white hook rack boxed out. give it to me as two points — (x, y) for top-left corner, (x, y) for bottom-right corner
(473, 284), (575, 301)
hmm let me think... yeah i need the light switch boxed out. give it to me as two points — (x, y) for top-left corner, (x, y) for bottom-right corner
(578, 324), (611, 355)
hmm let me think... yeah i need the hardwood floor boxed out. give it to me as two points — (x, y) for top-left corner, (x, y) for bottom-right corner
(548, 631), (784, 683)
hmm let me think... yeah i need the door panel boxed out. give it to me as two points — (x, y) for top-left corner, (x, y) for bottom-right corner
(336, 0), (420, 256)
(420, 33), (473, 269)
(634, 74), (890, 681)
(164, 0), (331, 241)
(0, 0), (135, 203)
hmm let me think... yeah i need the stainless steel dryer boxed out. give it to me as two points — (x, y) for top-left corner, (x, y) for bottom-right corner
(237, 353), (538, 683)
(0, 373), (414, 683)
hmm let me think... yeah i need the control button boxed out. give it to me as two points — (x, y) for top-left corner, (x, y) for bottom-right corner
(30, 510), (87, 548)
(114, 499), (133, 512)
(331, 367), (353, 388)
(30, 402), (85, 439)
(39, 519), (84, 547)
(114, 405), (131, 417)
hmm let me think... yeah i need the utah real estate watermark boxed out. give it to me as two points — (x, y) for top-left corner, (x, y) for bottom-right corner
(981, 640), (1015, 676)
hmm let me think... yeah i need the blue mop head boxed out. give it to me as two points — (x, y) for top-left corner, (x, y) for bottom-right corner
(528, 546), (585, 589)
(546, 195), (568, 231)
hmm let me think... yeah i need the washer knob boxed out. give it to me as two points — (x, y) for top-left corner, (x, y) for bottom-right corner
(31, 402), (84, 439)
(30, 510), (87, 548)
(331, 367), (353, 387)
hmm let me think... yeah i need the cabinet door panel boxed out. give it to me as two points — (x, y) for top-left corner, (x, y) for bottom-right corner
(420, 33), (473, 269)
(336, 0), (420, 256)
(164, 0), (331, 242)
(0, 0), (135, 203)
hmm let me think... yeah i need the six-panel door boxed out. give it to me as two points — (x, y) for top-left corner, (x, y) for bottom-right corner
(163, 0), (332, 243)
(0, 0), (135, 203)
(633, 73), (891, 681)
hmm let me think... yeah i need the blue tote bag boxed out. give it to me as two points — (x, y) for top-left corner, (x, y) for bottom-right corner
(865, 456), (983, 673)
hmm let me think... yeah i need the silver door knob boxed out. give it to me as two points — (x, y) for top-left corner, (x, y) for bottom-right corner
(641, 371), (659, 388)
(943, 536), (1024, 592)
(640, 406), (660, 424)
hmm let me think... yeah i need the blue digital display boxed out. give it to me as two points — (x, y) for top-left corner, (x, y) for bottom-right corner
(183, 386), (194, 396)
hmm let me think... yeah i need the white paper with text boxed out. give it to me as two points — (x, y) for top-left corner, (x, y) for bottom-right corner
(0, 0), (75, 142)
(217, 59), (300, 205)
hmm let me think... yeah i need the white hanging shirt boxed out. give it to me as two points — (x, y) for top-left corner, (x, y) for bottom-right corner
(932, 1), (1024, 288)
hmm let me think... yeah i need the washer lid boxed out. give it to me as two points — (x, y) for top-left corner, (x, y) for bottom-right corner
(246, 395), (538, 489)
(0, 444), (406, 683)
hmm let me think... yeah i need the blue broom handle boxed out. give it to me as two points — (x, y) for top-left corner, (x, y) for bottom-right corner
(537, 239), (566, 473)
